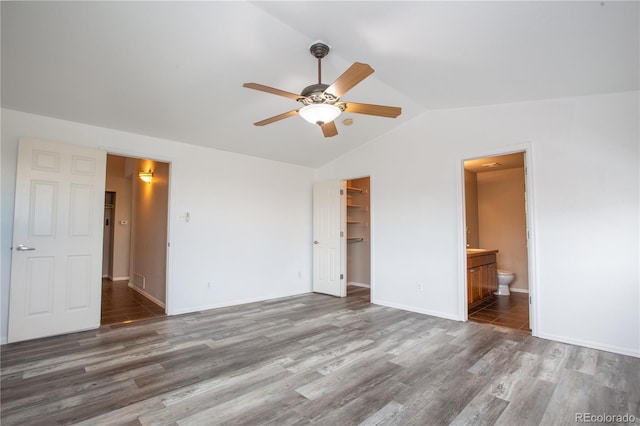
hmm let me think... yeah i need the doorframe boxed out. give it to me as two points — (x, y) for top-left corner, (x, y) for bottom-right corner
(457, 144), (538, 336)
(342, 175), (373, 302)
(104, 149), (173, 316)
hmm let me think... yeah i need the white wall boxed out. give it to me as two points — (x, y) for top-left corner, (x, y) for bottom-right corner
(129, 158), (169, 305)
(464, 169), (480, 248)
(317, 91), (639, 357)
(1, 109), (315, 343)
(105, 154), (132, 280)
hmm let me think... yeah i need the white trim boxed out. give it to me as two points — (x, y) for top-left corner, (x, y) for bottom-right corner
(372, 298), (460, 321)
(128, 282), (166, 309)
(171, 290), (311, 316)
(109, 276), (129, 282)
(456, 158), (468, 321)
(537, 331), (640, 359)
(348, 282), (370, 288)
(509, 287), (529, 294)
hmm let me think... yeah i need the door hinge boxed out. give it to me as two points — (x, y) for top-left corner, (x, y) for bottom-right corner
(340, 189), (344, 195)
(340, 274), (344, 280)
(529, 296), (532, 304)
(340, 231), (344, 237)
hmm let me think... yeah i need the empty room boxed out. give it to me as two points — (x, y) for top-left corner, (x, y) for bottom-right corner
(1, 1), (638, 425)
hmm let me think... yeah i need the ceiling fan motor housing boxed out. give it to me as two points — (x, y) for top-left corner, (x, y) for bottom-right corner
(299, 83), (341, 108)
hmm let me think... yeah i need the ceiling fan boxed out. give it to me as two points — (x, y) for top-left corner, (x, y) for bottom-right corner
(243, 42), (402, 138)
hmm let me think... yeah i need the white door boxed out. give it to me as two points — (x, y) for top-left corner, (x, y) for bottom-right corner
(312, 180), (346, 297)
(8, 137), (106, 343)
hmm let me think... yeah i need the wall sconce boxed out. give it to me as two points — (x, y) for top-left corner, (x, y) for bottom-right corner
(138, 170), (154, 184)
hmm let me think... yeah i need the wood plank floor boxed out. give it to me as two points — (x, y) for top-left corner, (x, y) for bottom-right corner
(101, 279), (166, 325)
(468, 293), (530, 332)
(1, 286), (638, 425)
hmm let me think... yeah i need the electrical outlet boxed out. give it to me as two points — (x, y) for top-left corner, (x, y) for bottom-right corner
(417, 283), (423, 291)
(207, 282), (211, 289)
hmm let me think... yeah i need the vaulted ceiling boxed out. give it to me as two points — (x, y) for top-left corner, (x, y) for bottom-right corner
(2, 1), (638, 167)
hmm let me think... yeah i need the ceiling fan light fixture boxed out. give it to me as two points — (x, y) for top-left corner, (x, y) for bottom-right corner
(299, 103), (341, 126)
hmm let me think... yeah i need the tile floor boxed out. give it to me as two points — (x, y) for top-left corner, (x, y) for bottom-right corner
(468, 292), (530, 332)
(101, 278), (165, 325)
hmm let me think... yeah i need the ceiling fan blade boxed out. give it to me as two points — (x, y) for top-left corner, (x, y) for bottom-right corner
(243, 83), (302, 101)
(253, 110), (299, 126)
(320, 121), (338, 138)
(324, 62), (374, 98)
(342, 102), (402, 118)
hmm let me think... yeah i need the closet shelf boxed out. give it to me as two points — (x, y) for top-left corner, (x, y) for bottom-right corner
(347, 220), (361, 224)
(347, 186), (366, 194)
(347, 204), (362, 208)
(347, 237), (364, 243)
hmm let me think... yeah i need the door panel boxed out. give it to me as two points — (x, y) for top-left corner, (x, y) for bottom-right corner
(312, 180), (346, 297)
(8, 137), (106, 343)
(30, 181), (57, 236)
(26, 256), (55, 315)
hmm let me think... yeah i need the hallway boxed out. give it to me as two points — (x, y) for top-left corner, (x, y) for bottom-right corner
(101, 279), (165, 325)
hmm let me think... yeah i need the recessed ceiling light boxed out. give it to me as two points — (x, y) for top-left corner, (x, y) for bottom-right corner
(482, 162), (502, 168)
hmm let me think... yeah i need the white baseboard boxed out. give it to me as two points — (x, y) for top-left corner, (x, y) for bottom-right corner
(348, 282), (370, 288)
(128, 282), (166, 309)
(537, 331), (639, 358)
(371, 298), (460, 321)
(102, 275), (129, 282)
(169, 290), (311, 316)
(510, 287), (529, 294)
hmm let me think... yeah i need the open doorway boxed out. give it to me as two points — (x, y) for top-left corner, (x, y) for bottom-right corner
(462, 152), (531, 333)
(346, 177), (371, 303)
(101, 154), (169, 325)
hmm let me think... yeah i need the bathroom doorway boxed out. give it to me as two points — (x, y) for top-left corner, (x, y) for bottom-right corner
(462, 151), (533, 333)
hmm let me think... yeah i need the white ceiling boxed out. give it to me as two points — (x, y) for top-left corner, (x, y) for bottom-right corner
(2, 1), (638, 168)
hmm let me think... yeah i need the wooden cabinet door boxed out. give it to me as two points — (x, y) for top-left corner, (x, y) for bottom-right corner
(484, 263), (498, 296)
(467, 267), (482, 304)
(485, 263), (497, 296)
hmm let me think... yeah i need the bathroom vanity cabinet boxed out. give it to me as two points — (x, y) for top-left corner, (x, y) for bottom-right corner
(467, 250), (498, 307)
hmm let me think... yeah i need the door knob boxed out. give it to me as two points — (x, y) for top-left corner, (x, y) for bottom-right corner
(313, 241), (319, 244)
(16, 244), (36, 251)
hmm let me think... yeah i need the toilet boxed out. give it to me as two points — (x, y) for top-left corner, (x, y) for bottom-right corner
(495, 270), (515, 296)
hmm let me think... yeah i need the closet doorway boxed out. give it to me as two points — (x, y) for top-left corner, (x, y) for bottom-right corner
(346, 177), (371, 303)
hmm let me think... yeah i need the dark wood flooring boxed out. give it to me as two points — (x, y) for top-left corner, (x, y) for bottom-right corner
(101, 279), (165, 325)
(2, 286), (638, 425)
(468, 292), (530, 332)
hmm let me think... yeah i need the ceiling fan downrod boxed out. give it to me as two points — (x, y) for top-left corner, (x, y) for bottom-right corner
(299, 42), (337, 105)
(310, 42), (330, 84)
